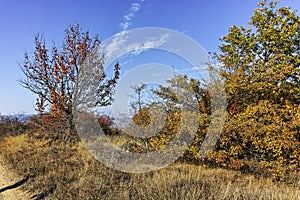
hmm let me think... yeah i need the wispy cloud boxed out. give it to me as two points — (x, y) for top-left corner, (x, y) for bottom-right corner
(104, 32), (170, 65)
(120, 0), (145, 31)
(130, 33), (170, 55)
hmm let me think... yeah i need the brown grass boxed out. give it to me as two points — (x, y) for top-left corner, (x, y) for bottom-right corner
(0, 132), (299, 200)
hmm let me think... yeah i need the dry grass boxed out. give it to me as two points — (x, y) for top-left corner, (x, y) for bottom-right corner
(0, 132), (299, 200)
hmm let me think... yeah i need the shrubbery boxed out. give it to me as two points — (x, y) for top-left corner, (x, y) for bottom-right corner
(3, 1), (298, 182)
(0, 115), (31, 137)
(114, 1), (300, 180)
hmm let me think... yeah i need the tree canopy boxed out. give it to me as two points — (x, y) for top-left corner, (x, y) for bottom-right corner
(128, 1), (300, 179)
(211, 1), (300, 178)
(20, 24), (120, 133)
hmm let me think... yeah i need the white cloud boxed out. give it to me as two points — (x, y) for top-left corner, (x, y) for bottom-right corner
(130, 3), (141, 12)
(104, 31), (128, 62)
(103, 32), (171, 66)
(119, 1), (146, 31)
(180, 66), (200, 72)
(120, 22), (130, 31)
(130, 33), (170, 55)
(124, 13), (134, 21)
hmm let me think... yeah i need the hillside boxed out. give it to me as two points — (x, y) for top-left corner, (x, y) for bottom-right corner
(0, 131), (299, 199)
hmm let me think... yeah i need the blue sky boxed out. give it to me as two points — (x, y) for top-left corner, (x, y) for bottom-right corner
(0, 0), (299, 115)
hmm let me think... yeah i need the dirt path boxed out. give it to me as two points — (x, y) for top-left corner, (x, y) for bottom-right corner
(0, 158), (31, 200)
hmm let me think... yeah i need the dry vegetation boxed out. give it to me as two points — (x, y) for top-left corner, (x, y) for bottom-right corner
(0, 129), (299, 200)
(1, 2), (299, 199)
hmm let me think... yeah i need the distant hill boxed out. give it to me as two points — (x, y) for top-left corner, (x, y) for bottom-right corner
(0, 114), (35, 123)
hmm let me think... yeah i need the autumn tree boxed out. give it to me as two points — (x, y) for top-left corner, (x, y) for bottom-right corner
(125, 74), (212, 155)
(153, 75), (211, 114)
(211, 1), (300, 178)
(20, 24), (120, 134)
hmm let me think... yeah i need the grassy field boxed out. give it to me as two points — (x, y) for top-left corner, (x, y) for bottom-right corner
(0, 131), (299, 200)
